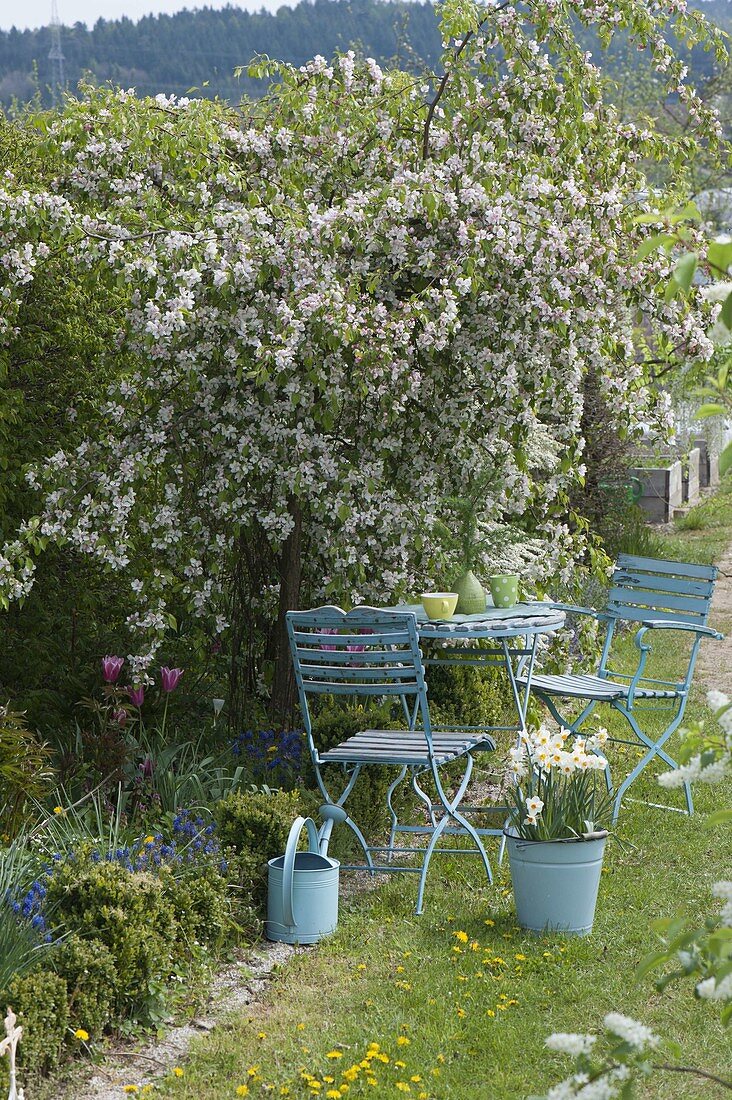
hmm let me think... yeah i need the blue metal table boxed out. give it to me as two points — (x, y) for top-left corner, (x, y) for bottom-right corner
(384, 601), (566, 843)
(389, 601), (566, 733)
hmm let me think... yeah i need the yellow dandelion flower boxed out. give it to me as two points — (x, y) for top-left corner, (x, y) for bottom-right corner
(326, 1092), (341, 1099)
(484, 918), (495, 927)
(457, 1008), (466, 1018)
(395, 965), (405, 973)
(396, 1036), (410, 1046)
(486, 1009), (495, 1018)
(356, 963), (367, 971)
(514, 953), (527, 961)
(366, 1079), (378, 1088)
(454, 930), (468, 943)
(257, 1031), (267, 1039)
(74, 1028), (89, 1041)
(367, 1043), (380, 1052)
(326, 1050), (343, 1059)
(410, 1075), (422, 1083)
(123, 1088), (139, 1095)
(236, 1087), (250, 1098)
(53, 806), (65, 815)
(247, 1066), (260, 1077)
(323, 1076), (334, 1084)
(173, 1067), (184, 1077)
(395, 1060), (407, 1068)
(419, 1094), (428, 1099)
(144, 836), (155, 845)
(436, 1054), (445, 1064)
(395, 1083), (411, 1093)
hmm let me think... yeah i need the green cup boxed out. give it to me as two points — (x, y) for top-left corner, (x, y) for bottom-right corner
(489, 574), (519, 609)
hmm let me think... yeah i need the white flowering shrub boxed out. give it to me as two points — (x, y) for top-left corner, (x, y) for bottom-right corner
(0, 0), (723, 700)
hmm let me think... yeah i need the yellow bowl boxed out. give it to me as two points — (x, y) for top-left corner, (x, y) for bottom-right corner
(421, 592), (459, 620)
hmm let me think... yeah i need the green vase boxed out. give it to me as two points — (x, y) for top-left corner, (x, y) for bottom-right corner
(454, 570), (486, 615)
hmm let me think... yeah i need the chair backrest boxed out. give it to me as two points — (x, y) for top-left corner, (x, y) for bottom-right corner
(607, 555), (717, 627)
(286, 606), (431, 750)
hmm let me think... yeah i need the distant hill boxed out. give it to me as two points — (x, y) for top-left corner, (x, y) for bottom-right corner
(0, 0), (729, 112)
(0, 0), (442, 109)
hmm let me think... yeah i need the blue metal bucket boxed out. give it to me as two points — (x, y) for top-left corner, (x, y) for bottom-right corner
(503, 829), (607, 936)
(266, 816), (339, 944)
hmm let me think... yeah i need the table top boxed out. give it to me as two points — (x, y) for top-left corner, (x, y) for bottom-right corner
(386, 601), (566, 639)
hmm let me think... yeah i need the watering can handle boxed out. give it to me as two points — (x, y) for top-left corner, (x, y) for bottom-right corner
(282, 816), (321, 929)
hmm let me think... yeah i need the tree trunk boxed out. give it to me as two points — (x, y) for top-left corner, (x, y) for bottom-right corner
(270, 498), (303, 725)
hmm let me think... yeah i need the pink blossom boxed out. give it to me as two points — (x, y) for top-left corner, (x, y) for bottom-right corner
(127, 684), (145, 707)
(160, 666), (184, 693)
(102, 655), (124, 683)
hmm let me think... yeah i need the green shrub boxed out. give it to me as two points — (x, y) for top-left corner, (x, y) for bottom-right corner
(50, 934), (117, 1041)
(425, 660), (511, 730)
(215, 788), (306, 908)
(2, 969), (68, 1076)
(44, 860), (177, 1023)
(161, 862), (232, 953)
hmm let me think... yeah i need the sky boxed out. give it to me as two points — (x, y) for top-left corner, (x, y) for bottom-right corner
(0, 0), (298, 32)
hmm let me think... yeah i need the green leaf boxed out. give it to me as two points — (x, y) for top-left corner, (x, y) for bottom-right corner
(721, 291), (732, 331)
(707, 240), (732, 276)
(695, 403), (727, 420)
(635, 233), (675, 261)
(673, 252), (698, 293)
(635, 949), (669, 981)
(720, 441), (732, 478)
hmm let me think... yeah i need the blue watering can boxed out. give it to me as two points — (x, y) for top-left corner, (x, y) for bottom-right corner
(266, 808), (343, 944)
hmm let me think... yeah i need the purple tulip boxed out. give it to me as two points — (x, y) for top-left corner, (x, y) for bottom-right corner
(112, 708), (128, 727)
(140, 756), (154, 779)
(102, 655), (124, 683)
(319, 628), (339, 652)
(160, 666), (184, 693)
(127, 685), (145, 708)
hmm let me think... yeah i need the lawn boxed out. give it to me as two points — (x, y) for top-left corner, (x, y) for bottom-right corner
(143, 490), (732, 1100)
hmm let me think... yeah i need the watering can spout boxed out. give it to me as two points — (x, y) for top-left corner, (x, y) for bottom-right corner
(318, 804), (348, 855)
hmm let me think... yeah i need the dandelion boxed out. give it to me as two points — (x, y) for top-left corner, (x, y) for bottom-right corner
(53, 806), (65, 815)
(74, 1028), (89, 1041)
(173, 1067), (184, 1077)
(454, 930), (468, 943)
(396, 1036), (410, 1046)
(123, 1088), (139, 1095)
(326, 1050), (343, 1059)
(236, 1088), (250, 1098)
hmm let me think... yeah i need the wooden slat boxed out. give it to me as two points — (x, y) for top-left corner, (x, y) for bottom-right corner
(301, 681), (420, 696)
(605, 605), (706, 626)
(607, 587), (709, 617)
(295, 647), (413, 665)
(612, 572), (714, 598)
(616, 555), (717, 581)
(292, 630), (413, 646)
(300, 664), (419, 682)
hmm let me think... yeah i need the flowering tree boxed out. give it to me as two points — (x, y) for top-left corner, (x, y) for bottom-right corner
(0, 0), (724, 718)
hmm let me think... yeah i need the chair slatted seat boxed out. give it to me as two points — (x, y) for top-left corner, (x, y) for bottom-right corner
(287, 605), (494, 914)
(518, 554), (723, 822)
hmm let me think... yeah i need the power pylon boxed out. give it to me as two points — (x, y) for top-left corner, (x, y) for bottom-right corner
(48, 0), (66, 106)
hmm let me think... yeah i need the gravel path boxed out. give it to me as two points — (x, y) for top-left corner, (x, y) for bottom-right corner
(48, 941), (295, 1099)
(696, 539), (732, 697)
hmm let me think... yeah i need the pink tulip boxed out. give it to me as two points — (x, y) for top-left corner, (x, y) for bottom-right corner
(127, 685), (145, 708)
(102, 655), (124, 683)
(160, 666), (184, 693)
(319, 628), (339, 652)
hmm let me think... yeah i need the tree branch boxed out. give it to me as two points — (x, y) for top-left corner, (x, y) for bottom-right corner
(654, 1063), (732, 1091)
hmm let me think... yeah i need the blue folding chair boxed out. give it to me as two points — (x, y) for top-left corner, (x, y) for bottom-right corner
(518, 555), (723, 822)
(286, 605), (494, 914)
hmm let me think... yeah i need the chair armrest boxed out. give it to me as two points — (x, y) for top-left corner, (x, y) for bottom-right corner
(543, 602), (613, 622)
(636, 620), (724, 641)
